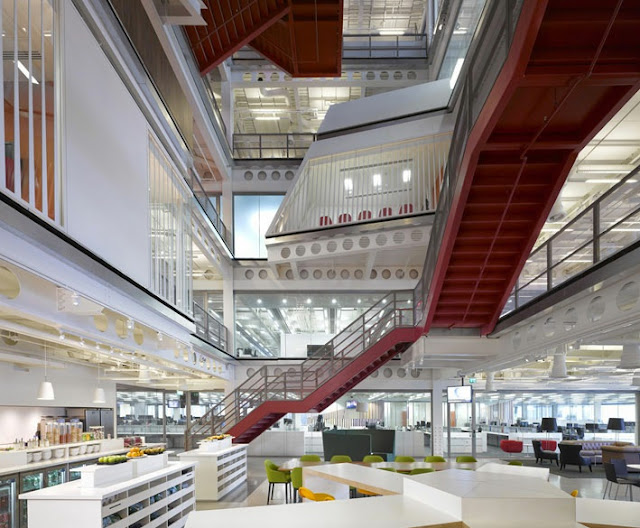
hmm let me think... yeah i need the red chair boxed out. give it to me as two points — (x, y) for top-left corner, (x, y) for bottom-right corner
(500, 439), (523, 455)
(378, 207), (392, 218)
(319, 216), (333, 226)
(338, 213), (352, 224)
(358, 210), (372, 221)
(541, 440), (557, 451)
(398, 203), (414, 215)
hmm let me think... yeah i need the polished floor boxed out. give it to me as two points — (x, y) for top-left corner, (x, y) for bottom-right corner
(194, 455), (636, 512)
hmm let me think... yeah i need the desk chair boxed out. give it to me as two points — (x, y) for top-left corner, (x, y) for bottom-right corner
(291, 467), (303, 503)
(298, 487), (335, 502)
(424, 456), (446, 463)
(330, 455), (352, 463)
(300, 454), (321, 462)
(395, 456), (415, 462)
(363, 455), (384, 463)
(409, 468), (435, 475)
(264, 459), (291, 504)
(456, 456), (477, 463)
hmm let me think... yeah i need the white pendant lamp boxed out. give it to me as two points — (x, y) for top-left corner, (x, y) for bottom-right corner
(37, 344), (55, 401)
(93, 367), (106, 404)
(485, 371), (495, 392)
(550, 348), (568, 378)
(92, 387), (106, 404)
(618, 344), (640, 370)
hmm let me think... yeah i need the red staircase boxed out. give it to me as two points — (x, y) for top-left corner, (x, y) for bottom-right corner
(184, 0), (343, 77)
(185, 293), (419, 446)
(424, 0), (640, 335)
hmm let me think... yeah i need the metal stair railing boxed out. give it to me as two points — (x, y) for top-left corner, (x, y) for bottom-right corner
(184, 291), (415, 447)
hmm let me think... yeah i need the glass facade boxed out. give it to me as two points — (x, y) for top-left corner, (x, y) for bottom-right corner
(233, 194), (283, 258)
(234, 291), (385, 358)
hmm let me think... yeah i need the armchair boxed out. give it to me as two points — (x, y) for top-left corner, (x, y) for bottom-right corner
(559, 443), (592, 472)
(532, 440), (558, 465)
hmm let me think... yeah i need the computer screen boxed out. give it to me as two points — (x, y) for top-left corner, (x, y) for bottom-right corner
(167, 400), (180, 408)
(447, 385), (472, 403)
(345, 400), (357, 409)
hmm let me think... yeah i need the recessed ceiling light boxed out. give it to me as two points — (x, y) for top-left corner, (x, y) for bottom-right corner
(331, 298), (337, 304)
(306, 298), (312, 304)
(282, 299), (287, 304)
(257, 298), (262, 304)
(357, 299), (362, 304)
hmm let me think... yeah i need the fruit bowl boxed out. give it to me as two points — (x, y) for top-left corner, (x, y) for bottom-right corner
(97, 455), (129, 465)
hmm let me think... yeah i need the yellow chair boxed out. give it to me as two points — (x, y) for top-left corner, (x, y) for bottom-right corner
(298, 487), (335, 502)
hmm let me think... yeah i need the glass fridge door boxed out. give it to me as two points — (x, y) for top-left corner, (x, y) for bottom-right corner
(0, 476), (17, 528)
(45, 466), (66, 488)
(19, 471), (44, 528)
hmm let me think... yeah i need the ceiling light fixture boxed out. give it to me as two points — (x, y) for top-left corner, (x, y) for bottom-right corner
(402, 169), (411, 183)
(93, 367), (106, 404)
(157, 332), (163, 342)
(344, 178), (353, 193)
(357, 299), (362, 304)
(255, 116), (281, 121)
(257, 298), (262, 304)
(306, 298), (312, 305)
(373, 173), (382, 187)
(282, 299), (287, 304)
(71, 292), (80, 306)
(331, 298), (337, 304)
(37, 344), (55, 401)
(58, 332), (65, 341)
(378, 29), (405, 36)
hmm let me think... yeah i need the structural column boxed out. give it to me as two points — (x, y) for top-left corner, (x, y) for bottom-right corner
(636, 392), (640, 447)
(431, 377), (446, 456)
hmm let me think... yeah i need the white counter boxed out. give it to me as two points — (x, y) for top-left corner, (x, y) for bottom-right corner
(424, 431), (488, 453)
(21, 461), (195, 528)
(177, 445), (247, 501)
(247, 431), (304, 457)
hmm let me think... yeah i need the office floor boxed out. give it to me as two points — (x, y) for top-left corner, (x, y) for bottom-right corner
(193, 455), (632, 512)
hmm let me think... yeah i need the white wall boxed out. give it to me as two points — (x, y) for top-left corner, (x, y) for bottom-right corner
(0, 361), (116, 443)
(63, 3), (150, 287)
(280, 332), (335, 357)
(0, 406), (66, 444)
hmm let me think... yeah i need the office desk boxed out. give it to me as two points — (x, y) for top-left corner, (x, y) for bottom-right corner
(278, 459), (481, 473)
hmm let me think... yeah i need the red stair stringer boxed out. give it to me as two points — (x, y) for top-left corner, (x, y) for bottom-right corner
(229, 326), (420, 444)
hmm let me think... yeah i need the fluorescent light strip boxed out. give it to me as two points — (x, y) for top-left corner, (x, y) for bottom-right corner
(586, 179), (637, 184)
(16, 60), (38, 84)
(378, 29), (405, 36)
(449, 58), (464, 89)
(255, 116), (280, 121)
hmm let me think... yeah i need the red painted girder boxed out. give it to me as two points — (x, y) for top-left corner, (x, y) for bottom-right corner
(185, 0), (343, 78)
(425, 0), (640, 334)
(227, 327), (419, 442)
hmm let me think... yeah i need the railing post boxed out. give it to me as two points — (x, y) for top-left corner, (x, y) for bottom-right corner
(593, 201), (600, 263)
(546, 240), (553, 292)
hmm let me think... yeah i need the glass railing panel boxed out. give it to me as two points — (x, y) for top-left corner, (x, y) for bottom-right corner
(551, 210), (593, 266)
(232, 133), (315, 160)
(600, 207), (640, 260)
(517, 274), (547, 307)
(342, 34), (428, 59)
(521, 246), (547, 286)
(501, 290), (516, 316)
(551, 244), (594, 288)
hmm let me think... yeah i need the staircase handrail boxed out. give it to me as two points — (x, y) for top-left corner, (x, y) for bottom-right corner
(185, 291), (414, 440)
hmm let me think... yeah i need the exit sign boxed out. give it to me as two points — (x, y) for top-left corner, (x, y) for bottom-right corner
(468, 378), (477, 384)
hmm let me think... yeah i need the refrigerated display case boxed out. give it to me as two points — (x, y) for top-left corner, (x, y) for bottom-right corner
(0, 476), (17, 528)
(18, 470), (44, 528)
(44, 466), (66, 488)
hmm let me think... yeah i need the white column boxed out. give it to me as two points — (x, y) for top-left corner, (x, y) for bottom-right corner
(221, 80), (234, 148)
(635, 392), (640, 447)
(222, 179), (233, 227)
(431, 378), (446, 456)
(222, 271), (234, 359)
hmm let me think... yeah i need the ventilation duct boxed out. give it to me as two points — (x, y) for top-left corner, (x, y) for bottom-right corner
(618, 344), (640, 370)
(259, 87), (290, 105)
(485, 371), (495, 392)
(550, 349), (568, 378)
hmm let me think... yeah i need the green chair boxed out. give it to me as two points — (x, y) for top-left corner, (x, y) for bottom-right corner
(330, 455), (352, 463)
(424, 455), (446, 463)
(363, 455), (384, 463)
(456, 456), (478, 463)
(508, 461), (523, 466)
(264, 459), (291, 504)
(291, 467), (303, 503)
(300, 454), (321, 462)
(409, 468), (435, 475)
(395, 456), (415, 463)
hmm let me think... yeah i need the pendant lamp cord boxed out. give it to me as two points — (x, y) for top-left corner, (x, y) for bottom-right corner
(44, 343), (48, 381)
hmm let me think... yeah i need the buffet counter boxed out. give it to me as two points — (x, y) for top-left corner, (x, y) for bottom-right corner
(177, 444), (247, 501)
(247, 431), (305, 457)
(20, 461), (195, 528)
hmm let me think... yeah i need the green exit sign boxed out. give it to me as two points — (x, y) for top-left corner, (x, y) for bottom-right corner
(468, 378), (477, 384)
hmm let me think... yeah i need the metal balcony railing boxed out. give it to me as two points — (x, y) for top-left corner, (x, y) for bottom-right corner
(232, 133), (316, 160)
(342, 34), (428, 60)
(184, 170), (233, 252)
(501, 166), (640, 317)
(193, 302), (228, 352)
(413, 0), (525, 328)
(185, 291), (414, 444)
